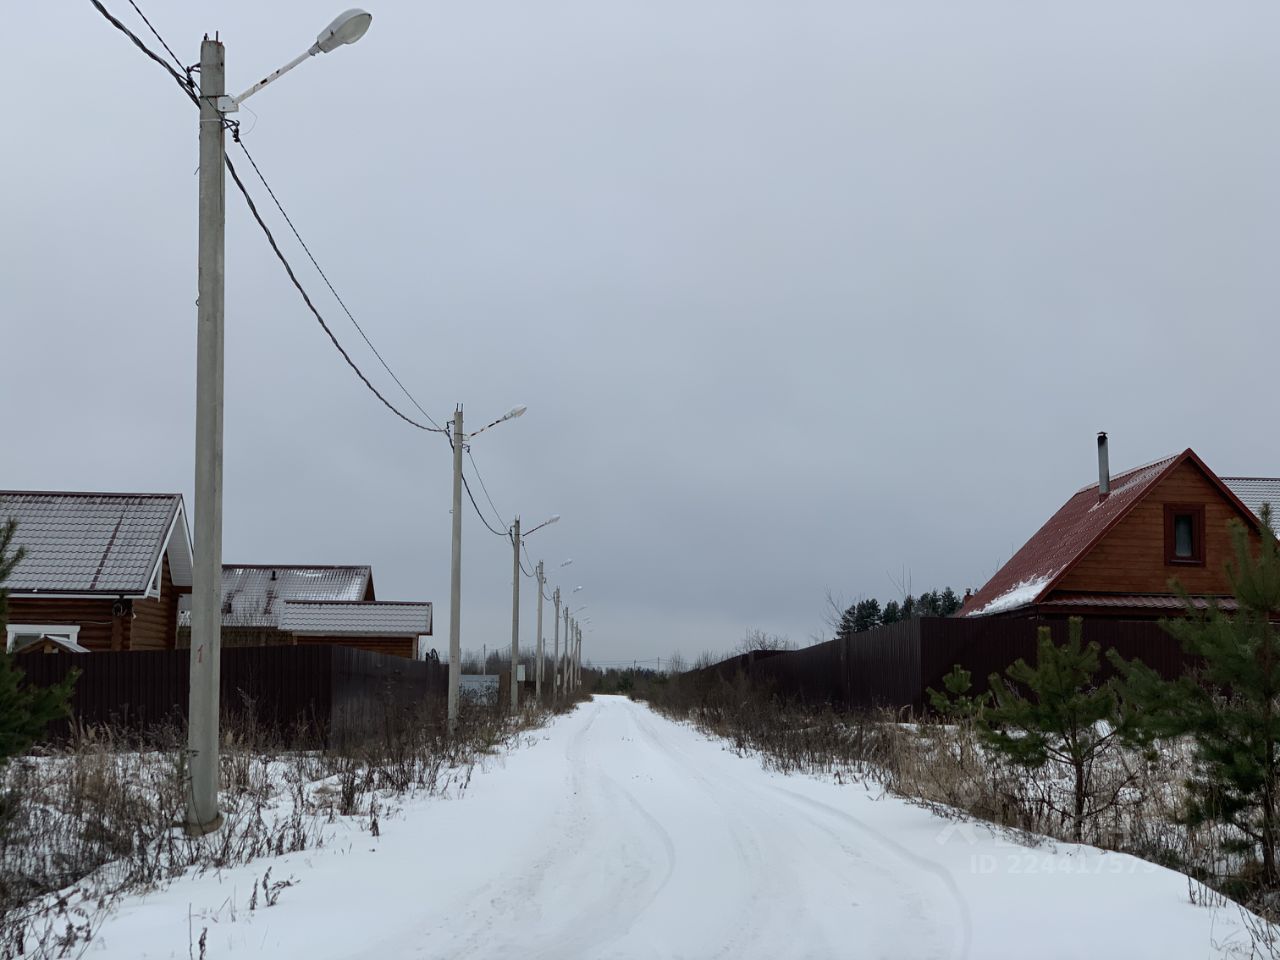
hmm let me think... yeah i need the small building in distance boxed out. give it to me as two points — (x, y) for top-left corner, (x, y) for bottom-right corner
(180, 564), (431, 659)
(1, 491), (192, 652)
(959, 437), (1268, 621)
(280, 599), (432, 659)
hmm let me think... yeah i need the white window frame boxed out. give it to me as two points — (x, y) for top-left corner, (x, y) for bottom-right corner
(5, 624), (82, 653)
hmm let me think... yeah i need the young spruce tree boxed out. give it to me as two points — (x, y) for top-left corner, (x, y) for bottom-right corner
(981, 617), (1127, 842)
(928, 665), (989, 723)
(1112, 508), (1280, 887)
(834, 603), (859, 645)
(0, 520), (77, 766)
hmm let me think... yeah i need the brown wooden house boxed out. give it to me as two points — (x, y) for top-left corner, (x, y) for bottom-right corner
(178, 564), (432, 659)
(959, 438), (1270, 620)
(2, 491), (193, 653)
(279, 600), (432, 659)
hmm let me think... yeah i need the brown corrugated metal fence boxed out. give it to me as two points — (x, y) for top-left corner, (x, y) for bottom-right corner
(18, 645), (446, 746)
(683, 617), (1190, 714)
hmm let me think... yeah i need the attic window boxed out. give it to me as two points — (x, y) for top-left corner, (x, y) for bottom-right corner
(1164, 504), (1205, 566)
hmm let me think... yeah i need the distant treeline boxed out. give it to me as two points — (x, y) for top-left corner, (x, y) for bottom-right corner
(835, 588), (964, 639)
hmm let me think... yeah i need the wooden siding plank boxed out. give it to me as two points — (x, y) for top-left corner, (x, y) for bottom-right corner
(1055, 460), (1260, 596)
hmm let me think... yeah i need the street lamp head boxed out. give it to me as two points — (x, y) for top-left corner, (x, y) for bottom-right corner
(560, 559), (573, 568)
(314, 9), (373, 53)
(572, 585), (583, 593)
(469, 403), (528, 437)
(231, 7), (374, 108)
(523, 514), (561, 537)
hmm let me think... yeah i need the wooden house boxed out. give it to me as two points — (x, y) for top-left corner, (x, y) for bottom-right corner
(959, 437), (1271, 620)
(1, 491), (192, 652)
(179, 564), (432, 659)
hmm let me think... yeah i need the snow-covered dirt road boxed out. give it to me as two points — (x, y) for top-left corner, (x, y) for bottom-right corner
(95, 696), (1252, 959)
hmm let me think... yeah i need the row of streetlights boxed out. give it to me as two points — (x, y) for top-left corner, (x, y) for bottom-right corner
(441, 404), (587, 727)
(181, 9), (593, 835)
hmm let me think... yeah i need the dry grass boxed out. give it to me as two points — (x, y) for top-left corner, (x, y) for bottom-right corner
(0, 690), (583, 960)
(637, 670), (1279, 927)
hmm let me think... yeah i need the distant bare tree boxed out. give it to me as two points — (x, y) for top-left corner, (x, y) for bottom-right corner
(667, 651), (687, 675)
(693, 651), (720, 670)
(737, 629), (794, 654)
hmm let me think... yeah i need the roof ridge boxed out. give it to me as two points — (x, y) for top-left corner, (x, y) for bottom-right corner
(223, 563), (372, 570)
(283, 599), (429, 606)
(0, 490), (182, 500)
(1072, 452), (1178, 495)
(964, 451), (1190, 617)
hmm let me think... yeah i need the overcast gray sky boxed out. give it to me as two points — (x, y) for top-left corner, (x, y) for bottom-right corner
(4, 1), (1278, 666)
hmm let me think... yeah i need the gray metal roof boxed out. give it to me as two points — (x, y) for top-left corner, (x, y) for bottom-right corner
(280, 600), (432, 637)
(1222, 478), (1280, 530)
(221, 565), (374, 628)
(0, 491), (189, 595)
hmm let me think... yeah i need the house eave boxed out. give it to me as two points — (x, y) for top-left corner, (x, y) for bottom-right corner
(9, 590), (150, 600)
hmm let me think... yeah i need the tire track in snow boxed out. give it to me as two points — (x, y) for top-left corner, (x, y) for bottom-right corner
(632, 705), (971, 959)
(628, 706), (806, 959)
(769, 787), (973, 960)
(440, 699), (678, 960)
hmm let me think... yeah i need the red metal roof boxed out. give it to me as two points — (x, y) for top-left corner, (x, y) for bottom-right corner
(960, 449), (1261, 618)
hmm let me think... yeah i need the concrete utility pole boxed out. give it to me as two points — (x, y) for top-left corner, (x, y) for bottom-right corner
(447, 408), (464, 731)
(575, 625), (582, 687)
(564, 609), (572, 692)
(552, 587), (561, 701)
(535, 561), (545, 702)
(509, 516), (521, 713)
(567, 618), (574, 693)
(187, 37), (226, 837)
(183, 14), (375, 832)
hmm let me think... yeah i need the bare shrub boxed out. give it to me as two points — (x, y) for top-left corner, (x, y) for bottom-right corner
(0, 688), (555, 956)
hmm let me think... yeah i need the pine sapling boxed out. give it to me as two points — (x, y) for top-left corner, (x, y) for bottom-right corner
(1112, 507), (1280, 888)
(980, 617), (1127, 842)
(0, 519), (78, 766)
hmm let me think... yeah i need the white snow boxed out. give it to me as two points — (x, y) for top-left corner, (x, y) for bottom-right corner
(76, 697), (1257, 959)
(966, 575), (1054, 617)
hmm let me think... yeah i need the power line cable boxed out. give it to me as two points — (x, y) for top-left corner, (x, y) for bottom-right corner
(460, 469), (508, 537)
(126, 0), (187, 77)
(224, 154), (446, 434)
(445, 430), (510, 537)
(466, 448), (508, 529)
(507, 530), (535, 578)
(234, 138), (445, 432)
(88, 0), (446, 436)
(93, 0), (550, 563)
(89, 0), (198, 103)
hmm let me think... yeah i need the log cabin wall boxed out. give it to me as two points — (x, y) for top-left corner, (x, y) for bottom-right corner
(130, 556), (183, 650)
(6, 596), (120, 651)
(9, 557), (187, 652)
